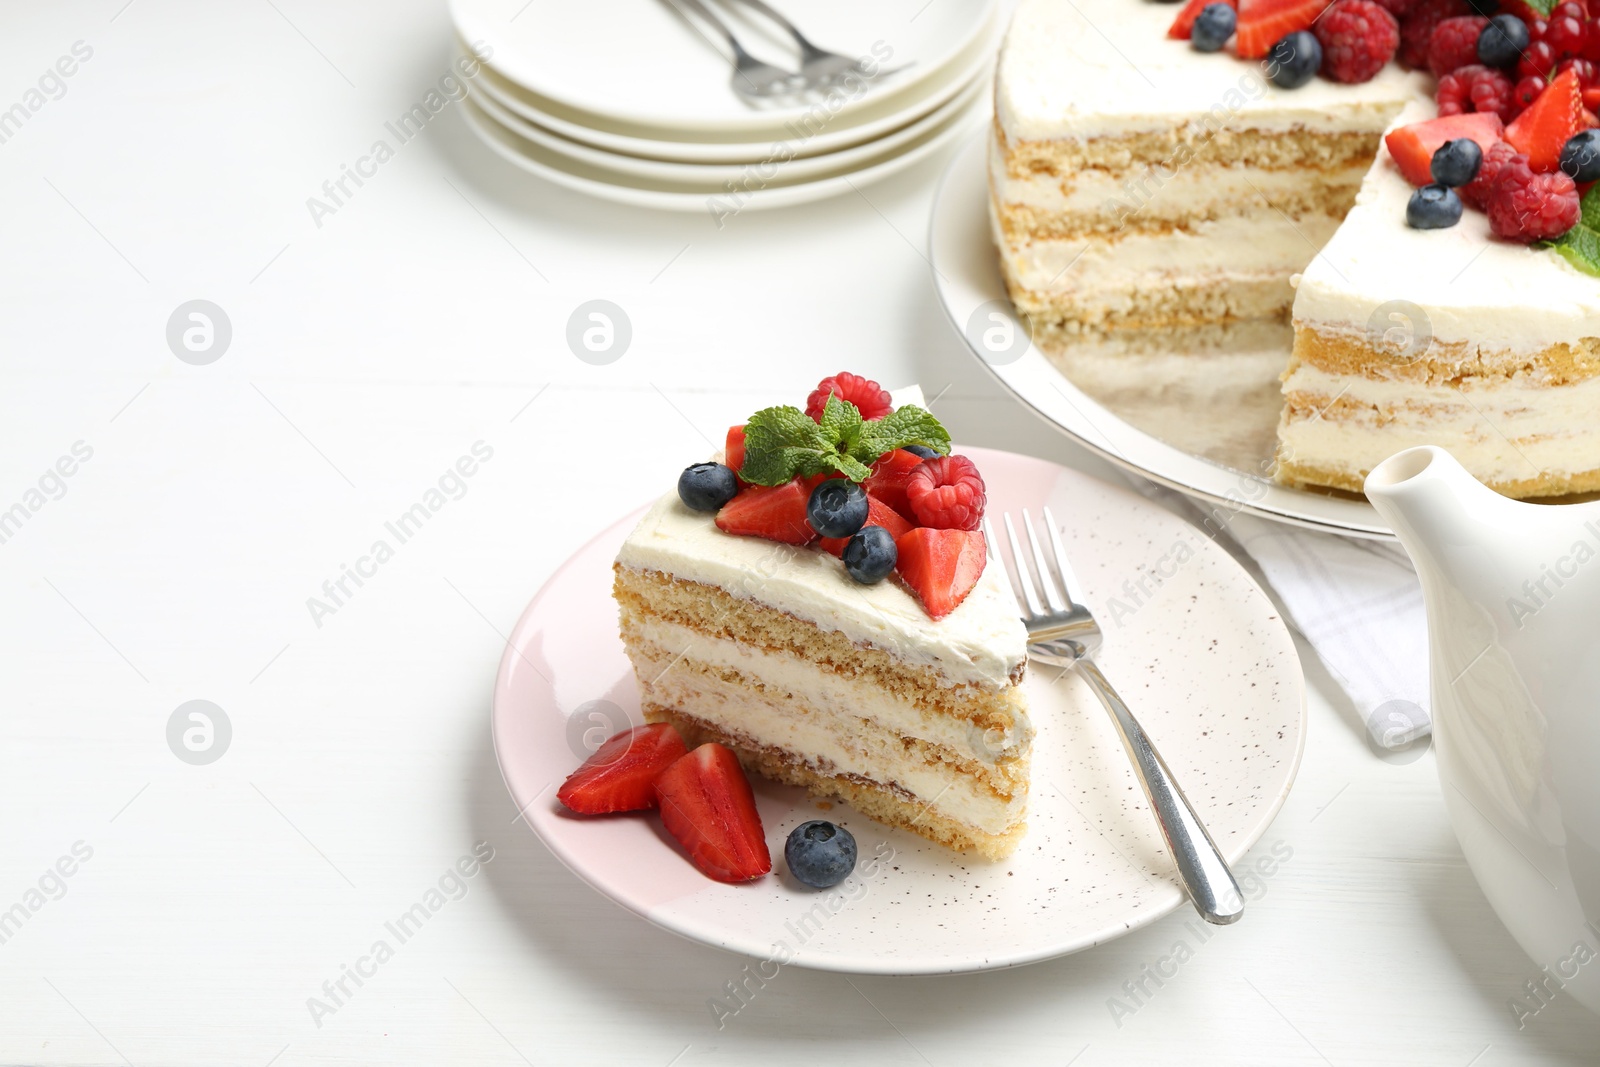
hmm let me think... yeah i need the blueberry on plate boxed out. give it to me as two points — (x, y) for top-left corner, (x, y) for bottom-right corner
(903, 444), (939, 459)
(1191, 3), (1237, 52)
(1477, 13), (1529, 68)
(1407, 183), (1463, 229)
(1431, 138), (1483, 188)
(1265, 31), (1321, 89)
(785, 820), (857, 888)
(842, 525), (897, 584)
(807, 479), (869, 539)
(678, 462), (739, 512)
(1560, 129), (1600, 184)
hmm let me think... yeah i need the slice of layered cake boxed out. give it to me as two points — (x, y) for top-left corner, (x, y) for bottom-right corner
(989, 0), (1424, 346)
(613, 375), (1033, 859)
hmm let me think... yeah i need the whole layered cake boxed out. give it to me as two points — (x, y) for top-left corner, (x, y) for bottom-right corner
(613, 376), (1034, 860)
(991, 0), (1600, 498)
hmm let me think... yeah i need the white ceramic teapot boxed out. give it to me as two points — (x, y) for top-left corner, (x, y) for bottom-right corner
(1366, 446), (1600, 1015)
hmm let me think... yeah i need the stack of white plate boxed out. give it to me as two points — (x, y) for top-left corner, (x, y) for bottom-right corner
(449, 0), (999, 212)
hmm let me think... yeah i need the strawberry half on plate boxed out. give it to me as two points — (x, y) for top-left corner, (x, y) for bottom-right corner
(556, 723), (688, 815)
(655, 743), (772, 883)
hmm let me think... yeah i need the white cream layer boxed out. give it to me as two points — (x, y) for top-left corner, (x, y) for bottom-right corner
(999, 209), (1342, 295)
(1294, 99), (1600, 356)
(1282, 363), (1600, 483)
(632, 615), (1033, 763)
(989, 135), (1368, 219)
(996, 0), (1426, 142)
(615, 388), (1028, 690)
(642, 646), (1026, 836)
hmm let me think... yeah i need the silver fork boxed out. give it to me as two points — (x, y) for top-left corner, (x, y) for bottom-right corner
(663, 0), (803, 105)
(721, 0), (902, 89)
(984, 508), (1244, 925)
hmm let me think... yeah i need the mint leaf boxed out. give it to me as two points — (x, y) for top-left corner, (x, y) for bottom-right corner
(1521, 0), (1557, 16)
(856, 405), (952, 463)
(739, 405), (831, 486)
(1541, 183), (1600, 278)
(817, 394), (863, 455)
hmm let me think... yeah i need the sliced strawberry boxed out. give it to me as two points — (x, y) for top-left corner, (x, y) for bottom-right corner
(894, 527), (987, 621)
(1235, 0), (1331, 58)
(862, 449), (925, 520)
(818, 493), (914, 556)
(556, 723), (688, 814)
(1384, 111), (1506, 185)
(655, 743), (771, 883)
(1507, 66), (1585, 172)
(715, 479), (815, 545)
(1170, 0), (1236, 38)
(724, 425), (746, 481)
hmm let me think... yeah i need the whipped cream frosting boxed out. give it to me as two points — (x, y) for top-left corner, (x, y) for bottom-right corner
(1293, 100), (1600, 355)
(996, 0), (1427, 142)
(614, 388), (1028, 689)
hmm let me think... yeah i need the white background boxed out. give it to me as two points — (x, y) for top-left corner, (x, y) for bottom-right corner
(2, 0), (1598, 1063)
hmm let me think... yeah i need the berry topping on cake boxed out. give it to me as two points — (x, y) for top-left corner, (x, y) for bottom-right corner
(1461, 139), (1528, 207)
(655, 743), (772, 883)
(1437, 64), (1517, 123)
(1236, 0), (1330, 58)
(819, 493), (911, 556)
(1193, 2), (1241, 49)
(724, 425), (747, 479)
(806, 479), (869, 539)
(556, 723), (689, 815)
(804, 372), (892, 422)
(1408, 182), (1467, 226)
(903, 444), (939, 459)
(678, 462), (740, 513)
(905, 455), (987, 531)
(895, 528), (987, 620)
(1507, 66), (1587, 171)
(1370, 0), (1419, 19)
(784, 821), (858, 888)
(1385, 111), (1506, 186)
(1514, 75), (1549, 116)
(1170, 0), (1235, 39)
(840, 525), (900, 584)
(1264, 30), (1324, 85)
(1432, 137), (1485, 185)
(861, 447), (927, 519)
(1561, 128), (1600, 180)
(1315, 0), (1400, 81)
(1399, 0), (1472, 69)
(715, 480), (816, 544)
(1487, 161), (1582, 239)
(1428, 15), (1490, 76)
(1478, 13), (1531, 67)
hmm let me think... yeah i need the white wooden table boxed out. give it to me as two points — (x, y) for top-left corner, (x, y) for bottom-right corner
(2, 1), (1597, 1063)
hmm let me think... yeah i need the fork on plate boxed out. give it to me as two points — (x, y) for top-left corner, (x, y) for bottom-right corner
(983, 508), (1245, 925)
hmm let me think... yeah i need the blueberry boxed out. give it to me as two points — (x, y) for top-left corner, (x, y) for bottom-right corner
(678, 462), (738, 512)
(903, 444), (939, 459)
(1407, 183), (1464, 229)
(1431, 138), (1483, 187)
(1191, 3), (1237, 52)
(842, 525), (897, 584)
(1265, 31), (1320, 89)
(807, 479), (869, 539)
(1561, 129), (1600, 183)
(1477, 13), (1528, 65)
(784, 821), (857, 888)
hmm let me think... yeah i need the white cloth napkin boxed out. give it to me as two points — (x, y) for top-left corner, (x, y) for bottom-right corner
(1124, 478), (1433, 749)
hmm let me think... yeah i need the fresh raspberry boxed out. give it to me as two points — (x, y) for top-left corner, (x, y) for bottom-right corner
(803, 372), (892, 422)
(1487, 161), (1582, 239)
(1437, 64), (1518, 122)
(1316, 0), (1401, 81)
(1399, 0), (1472, 68)
(1370, 0), (1419, 17)
(1462, 140), (1528, 208)
(1428, 15), (1490, 75)
(1512, 74), (1548, 116)
(904, 455), (986, 531)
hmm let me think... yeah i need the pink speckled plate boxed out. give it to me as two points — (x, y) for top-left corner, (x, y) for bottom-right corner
(491, 447), (1305, 975)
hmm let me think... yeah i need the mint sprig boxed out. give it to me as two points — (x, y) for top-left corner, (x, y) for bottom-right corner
(737, 396), (952, 486)
(1521, 0), (1557, 16)
(1541, 183), (1600, 277)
